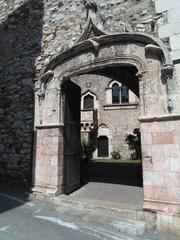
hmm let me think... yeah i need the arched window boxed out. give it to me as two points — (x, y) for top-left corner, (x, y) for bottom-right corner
(112, 83), (120, 103)
(107, 81), (130, 105)
(84, 94), (94, 109)
(121, 85), (129, 103)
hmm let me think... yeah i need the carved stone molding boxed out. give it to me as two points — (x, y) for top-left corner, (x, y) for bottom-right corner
(145, 44), (163, 55)
(161, 64), (174, 113)
(56, 54), (146, 86)
(36, 70), (54, 99)
(161, 64), (174, 83)
(139, 114), (180, 122)
(86, 39), (100, 56)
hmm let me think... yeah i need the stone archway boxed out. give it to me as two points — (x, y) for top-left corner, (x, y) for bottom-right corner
(32, 3), (180, 216)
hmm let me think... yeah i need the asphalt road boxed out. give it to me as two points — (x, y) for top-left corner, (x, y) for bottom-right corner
(0, 189), (178, 240)
(0, 190), (136, 240)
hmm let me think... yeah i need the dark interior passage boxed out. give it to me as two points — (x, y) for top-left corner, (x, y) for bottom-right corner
(80, 160), (143, 187)
(63, 65), (143, 196)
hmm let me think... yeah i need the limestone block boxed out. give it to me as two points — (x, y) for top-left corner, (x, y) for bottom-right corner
(144, 186), (177, 202)
(143, 171), (165, 187)
(155, 0), (180, 13)
(168, 7), (180, 23)
(170, 49), (180, 61)
(164, 172), (179, 188)
(50, 155), (58, 166)
(170, 157), (180, 172)
(158, 22), (180, 39)
(156, 214), (180, 237)
(141, 133), (152, 145)
(170, 34), (180, 51)
(152, 132), (174, 145)
(151, 145), (170, 172)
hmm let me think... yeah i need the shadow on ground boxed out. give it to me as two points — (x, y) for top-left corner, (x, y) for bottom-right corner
(0, 185), (31, 214)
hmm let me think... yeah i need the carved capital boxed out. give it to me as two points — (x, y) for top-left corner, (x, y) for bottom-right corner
(145, 44), (164, 61)
(87, 39), (100, 56)
(37, 89), (46, 99)
(34, 79), (41, 92)
(41, 70), (54, 83)
(36, 70), (54, 100)
(161, 64), (174, 82)
(136, 72), (143, 80)
(161, 65), (174, 113)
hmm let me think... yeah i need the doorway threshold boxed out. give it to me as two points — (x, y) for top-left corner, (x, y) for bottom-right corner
(68, 181), (143, 209)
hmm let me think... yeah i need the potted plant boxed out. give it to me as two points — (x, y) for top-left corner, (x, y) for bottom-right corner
(111, 150), (121, 160)
(82, 139), (93, 163)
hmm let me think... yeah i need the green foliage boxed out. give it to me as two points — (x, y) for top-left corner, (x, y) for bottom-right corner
(82, 139), (93, 160)
(125, 134), (139, 150)
(125, 132), (141, 160)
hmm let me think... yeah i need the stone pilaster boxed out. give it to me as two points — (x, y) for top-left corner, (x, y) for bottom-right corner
(140, 115), (180, 215)
(32, 125), (64, 196)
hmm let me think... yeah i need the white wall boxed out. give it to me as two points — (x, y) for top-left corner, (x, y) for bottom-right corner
(155, 0), (180, 113)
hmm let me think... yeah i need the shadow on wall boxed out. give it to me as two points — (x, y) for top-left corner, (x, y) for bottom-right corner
(0, 0), (44, 187)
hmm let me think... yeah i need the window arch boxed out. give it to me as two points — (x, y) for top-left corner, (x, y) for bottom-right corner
(81, 90), (98, 110)
(121, 85), (129, 103)
(84, 94), (94, 109)
(107, 81), (129, 104)
(112, 83), (120, 103)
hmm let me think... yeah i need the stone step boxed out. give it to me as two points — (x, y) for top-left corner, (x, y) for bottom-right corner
(52, 195), (156, 236)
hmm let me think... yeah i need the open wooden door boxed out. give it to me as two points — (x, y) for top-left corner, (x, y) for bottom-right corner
(62, 80), (81, 194)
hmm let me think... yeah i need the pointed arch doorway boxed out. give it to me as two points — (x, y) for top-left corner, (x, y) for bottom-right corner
(98, 136), (109, 158)
(32, 2), (180, 216)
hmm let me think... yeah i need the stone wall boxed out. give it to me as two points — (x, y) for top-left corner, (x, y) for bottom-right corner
(0, 0), (156, 184)
(0, 0), (44, 185)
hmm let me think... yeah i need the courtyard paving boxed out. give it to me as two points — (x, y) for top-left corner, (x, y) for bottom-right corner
(70, 181), (143, 209)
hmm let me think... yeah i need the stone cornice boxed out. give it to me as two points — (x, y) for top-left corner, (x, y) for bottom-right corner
(139, 114), (180, 122)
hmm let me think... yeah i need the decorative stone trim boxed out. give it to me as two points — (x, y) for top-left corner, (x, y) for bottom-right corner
(57, 55), (146, 84)
(104, 103), (139, 111)
(144, 198), (180, 206)
(160, 64), (174, 113)
(139, 114), (180, 122)
(35, 123), (64, 129)
(161, 64), (174, 83)
(46, 33), (171, 73)
(145, 44), (163, 57)
(36, 70), (54, 99)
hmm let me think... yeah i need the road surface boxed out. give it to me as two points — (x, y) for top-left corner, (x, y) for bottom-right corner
(0, 189), (178, 240)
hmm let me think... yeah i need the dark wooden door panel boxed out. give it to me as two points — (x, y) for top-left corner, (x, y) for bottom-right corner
(62, 80), (81, 194)
(98, 136), (109, 157)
